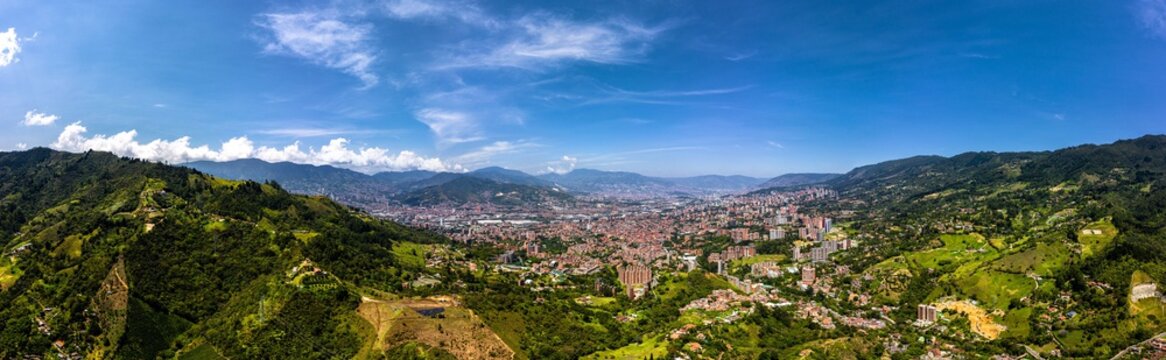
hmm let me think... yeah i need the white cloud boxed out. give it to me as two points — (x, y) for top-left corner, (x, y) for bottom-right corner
(256, 11), (379, 87)
(724, 50), (757, 62)
(22, 110), (59, 126)
(438, 14), (665, 70)
(767, 141), (784, 149)
(1, 28), (21, 67)
(1138, 0), (1166, 40)
(15, 143), (28, 150)
(414, 108), (484, 144)
(579, 84), (753, 106)
(50, 122), (462, 173)
(544, 155), (577, 174)
(453, 140), (539, 166)
(380, 0), (498, 27)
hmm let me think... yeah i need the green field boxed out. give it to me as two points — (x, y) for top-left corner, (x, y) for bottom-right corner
(955, 270), (1033, 310)
(576, 296), (618, 307)
(730, 254), (787, 269)
(1079, 219), (1118, 258)
(178, 344), (225, 360)
(1000, 307), (1033, 339)
(871, 233), (998, 273)
(0, 263), (20, 290)
(992, 242), (1069, 276)
(393, 242), (430, 269)
(583, 334), (668, 360)
(480, 310), (527, 360)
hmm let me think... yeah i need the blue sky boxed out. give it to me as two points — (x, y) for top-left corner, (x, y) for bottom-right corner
(1, 0), (1165, 177)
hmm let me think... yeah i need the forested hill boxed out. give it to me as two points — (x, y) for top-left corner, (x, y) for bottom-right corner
(397, 175), (575, 207)
(0, 148), (442, 358)
(825, 135), (1166, 205)
(809, 135), (1166, 357)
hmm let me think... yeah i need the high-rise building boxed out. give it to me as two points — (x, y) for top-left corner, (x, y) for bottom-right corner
(618, 265), (653, 300)
(801, 266), (816, 285)
(917, 304), (937, 324)
(811, 247), (830, 263)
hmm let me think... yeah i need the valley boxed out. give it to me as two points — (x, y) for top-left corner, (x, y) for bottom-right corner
(4, 135), (1165, 359)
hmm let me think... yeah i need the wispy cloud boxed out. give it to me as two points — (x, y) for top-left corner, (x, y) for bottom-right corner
(453, 140), (540, 166)
(0, 28), (21, 67)
(958, 52), (1000, 60)
(51, 122), (462, 173)
(379, 0), (499, 27)
(414, 108), (485, 145)
(767, 140), (784, 149)
(256, 11), (379, 87)
(436, 14), (667, 70)
(579, 84), (753, 106)
(21, 110), (58, 126)
(1137, 0), (1166, 40)
(579, 145), (706, 167)
(621, 146), (707, 155)
(724, 50), (757, 62)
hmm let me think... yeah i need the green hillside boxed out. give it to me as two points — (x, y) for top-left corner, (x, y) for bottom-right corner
(0, 149), (442, 358)
(804, 135), (1166, 357)
(397, 176), (575, 207)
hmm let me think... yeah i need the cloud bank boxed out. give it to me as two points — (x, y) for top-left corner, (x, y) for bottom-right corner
(50, 122), (462, 173)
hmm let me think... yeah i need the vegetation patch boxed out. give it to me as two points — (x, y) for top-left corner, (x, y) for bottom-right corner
(729, 254), (786, 269)
(992, 242), (1069, 276)
(177, 344), (226, 360)
(582, 334), (668, 360)
(1079, 218), (1118, 258)
(0, 262), (20, 291)
(393, 242), (430, 269)
(357, 296), (514, 360)
(954, 270), (1033, 310)
(384, 341), (458, 359)
(935, 300), (1007, 340)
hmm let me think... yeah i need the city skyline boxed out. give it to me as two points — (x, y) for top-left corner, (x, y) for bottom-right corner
(2, 0), (1165, 177)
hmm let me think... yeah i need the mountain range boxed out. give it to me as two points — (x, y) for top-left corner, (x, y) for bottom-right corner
(185, 160), (838, 207)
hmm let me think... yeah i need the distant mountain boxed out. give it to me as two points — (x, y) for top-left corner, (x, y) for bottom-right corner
(824, 135), (1166, 203)
(397, 176), (574, 207)
(667, 175), (767, 192)
(187, 160), (770, 203)
(539, 169), (677, 196)
(470, 166), (558, 188)
(372, 169), (440, 186)
(186, 160), (576, 207)
(539, 169), (771, 196)
(184, 159), (396, 205)
(756, 173), (842, 190)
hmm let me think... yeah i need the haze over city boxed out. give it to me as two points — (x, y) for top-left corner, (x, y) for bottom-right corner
(2, 0), (1166, 177)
